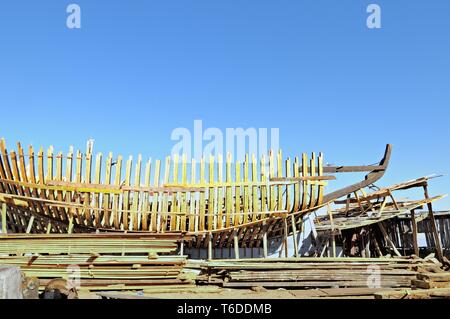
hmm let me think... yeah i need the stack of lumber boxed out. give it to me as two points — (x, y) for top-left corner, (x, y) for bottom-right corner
(0, 233), (193, 292)
(375, 264), (450, 298)
(193, 257), (442, 290)
(412, 272), (450, 289)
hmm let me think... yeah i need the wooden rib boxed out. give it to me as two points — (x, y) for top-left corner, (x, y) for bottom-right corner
(225, 153), (232, 228)
(83, 150), (93, 227)
(160, 156), (171, 232)
(317, 152), (324, 206)
(27, 145), (46, 222)
(112, 156), (122, 229)
(309, 152), (316, 209)
(285, 157), (292, 212)
(65, 148), (77, 229)
(122, 156), (133, 231)
(37, 148), (52, 220)
(251, 154), (260, 222)
(141, 158), (151, 231)
(17, 143), (41, 232)
(131, 155), (142, 231)
(269, 150), (275, 211)
(46, 147), (61, 228)
(199, 157), (206, 232)
(301, 153), (308, 211)
(260, 154), (267, 219)
(102, 152), (113, 228)
(170, 154), (179, 231)
(10, 149), (28, 232)
(216, 155), (223, 230)
(208, 155), (215, 231)
(243, 154), (249, 224)
(93, 153), (102, 227)
(180, 154), (187, 232)
(188, 159), (196, 232)
(150, 159), (160, 232)
(234, 160), (241, 227)
(74, 150), (84, 226)
(277, 149), (283, 210)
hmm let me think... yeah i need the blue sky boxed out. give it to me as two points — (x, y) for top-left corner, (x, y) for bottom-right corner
(0, 1), (449, 208)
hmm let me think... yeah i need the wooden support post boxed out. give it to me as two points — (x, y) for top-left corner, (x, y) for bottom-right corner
(410, 209), (419, 256)
(46, 221), (52, 234)
(378, 222), (402, 257)
(327, 204), (336, 257)
(291, 215), (299, 257)
(1, 203), (7, 234)
(208, 233), (212, 260)
(423, 185), (443, 262)
(263, 221), (268, 258)
(26, 216), (35, 234)
(68, 216), (74, 234)
(283, 217), (289, 258)
(331, 233), (336, 257)
(180, 238), (184, 256)
(233, 230), (239, 259)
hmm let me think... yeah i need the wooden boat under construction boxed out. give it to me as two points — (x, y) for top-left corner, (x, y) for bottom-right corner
(0, 139), (394, 248)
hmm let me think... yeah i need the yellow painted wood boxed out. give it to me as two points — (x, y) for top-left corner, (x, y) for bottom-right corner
(94, 153), (103, 227)
(285, 157), (292, 212)
(301, 153), (308, 211)
(65, 148), (78, 228)
(252, 154), (263, 222)
(151, 159), (160, 232)
(243, 154), (249, 224)
(160, 156), (171, 232)
(141, 158), (151, 231)
(199, 157), (206, 231)
(234, 160), (241, 227)
(317, 153), (324, 206)
(277, 149), (283, 210)
(225, 153), (232, 228)
(293, 157), (300, 212)
(102, 152), (113, 228)
(269, 150), (275, 211)
(207, 155), (215, 231)
(259, 154), (267, 220)
(216, 155), (223, 230)
(180, 154), (188, 231)
(122, 156), (133, 230)
(189, 159), (196, 232)
(309, 152), (316, 208)
(132, 154), (142, 230)
(170, 154), (179, 231)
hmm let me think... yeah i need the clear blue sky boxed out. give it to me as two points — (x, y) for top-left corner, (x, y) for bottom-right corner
(0, 1), (449, 208)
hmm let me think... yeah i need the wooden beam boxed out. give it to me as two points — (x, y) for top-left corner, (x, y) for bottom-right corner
(1, 203), (6, 234)
(233, 230), (239, 259)
(378, 223), (401, 257)
(291, 215), (299, 257)
(410, 209), (419, 256)
(423, 185), (443, 262)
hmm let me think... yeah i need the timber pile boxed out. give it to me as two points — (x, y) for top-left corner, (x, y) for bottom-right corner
(375, 265), (450, 299)
(193, 257), (443, 290)
(0, 233), (194, 291)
